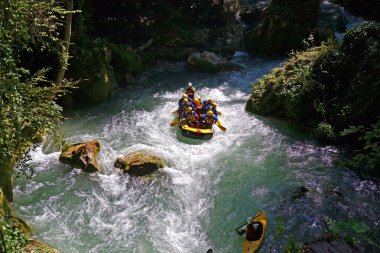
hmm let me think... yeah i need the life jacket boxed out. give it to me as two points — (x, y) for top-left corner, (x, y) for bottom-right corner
(179, 102), (194, 114)
(184, 111), (198, 121)
(204, 115), (217, 125)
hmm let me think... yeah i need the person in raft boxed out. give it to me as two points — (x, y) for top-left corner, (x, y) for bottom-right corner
(185, 82), (196, 99)
(178, 98), (194, 115)
(181, 107), (199, 127)
(202, 98), (214, 111)
(178, 93), (193, 106)
(194, 97), (204, 115)
(201, 110), (218, 129)
(211, 102), (218, 116)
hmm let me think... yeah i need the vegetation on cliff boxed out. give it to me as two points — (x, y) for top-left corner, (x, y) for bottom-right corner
(0, 0), (74, 202)
(244, 0), (320, 56)
(246, 22), (380, 175)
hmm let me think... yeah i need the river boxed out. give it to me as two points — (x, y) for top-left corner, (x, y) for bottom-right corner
(13, 52), (380, 253)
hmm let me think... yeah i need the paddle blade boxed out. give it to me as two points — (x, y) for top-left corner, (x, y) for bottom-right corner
(172, 109), (179, 114)
(170, 117), (179, 127)
(216, 120), (226, 131)
(217, 111), (222, 115)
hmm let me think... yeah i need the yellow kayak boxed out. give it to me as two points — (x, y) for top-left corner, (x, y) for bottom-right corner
(180, 124), (213, 140)
(242, 210), (267, 253)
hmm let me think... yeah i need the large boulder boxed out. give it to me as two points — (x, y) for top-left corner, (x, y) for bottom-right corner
(187, 51), (242, 73)
(59, 140), (100, 173)
(244, 0), (320, 56)
(66, 39), (118, 104)
(110, 44), (143, 85)
(114, 151), (164, 176)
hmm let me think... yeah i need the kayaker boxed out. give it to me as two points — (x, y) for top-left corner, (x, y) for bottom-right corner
(241, 217), (260, 241)
(185, 82), (196, 99)
(201, 110), (218, 129)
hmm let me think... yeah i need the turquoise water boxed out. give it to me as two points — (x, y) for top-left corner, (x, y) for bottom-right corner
(13, 53), (380, 252)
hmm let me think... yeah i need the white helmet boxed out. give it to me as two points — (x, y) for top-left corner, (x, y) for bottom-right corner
(188, 82), (192, 87)
(247, 217), (252, 224)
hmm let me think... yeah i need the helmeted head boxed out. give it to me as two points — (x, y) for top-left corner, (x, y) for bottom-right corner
(212, 102), (217, 108)
(247, 217), (253, 224)
(183, 98), (188, 103)
(209, 98), (213, 103)
(182, 93), (188, 99)
(187, 107), (193, 112)
(195, 97), (201, 104)
(207, 110), (213, 116)
(188, 82), (192, 87)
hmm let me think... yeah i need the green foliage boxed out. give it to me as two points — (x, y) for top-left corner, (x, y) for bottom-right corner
(0, 217), (29, 253)
(0, 0), (73, 187)
(284, 235), (302, 253)
(341, 120), (380, 171)
(246, 22), (380, 173)
(325, 218), (379, 251)
(313, 122), (335, 143)
(274, 217), (285, 240)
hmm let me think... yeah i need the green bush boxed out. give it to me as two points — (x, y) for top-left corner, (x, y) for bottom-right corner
(246, 22), (380, 173)
(0, 218), (29, 253)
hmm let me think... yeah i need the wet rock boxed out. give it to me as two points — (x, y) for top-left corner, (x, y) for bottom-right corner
(59, 140), (101, 173)
(303, 236), (360, 253)
(68, 42), (118, 103)
(24, 240), (60, 253)
(187, 51), (242, 73)
(292, 186), (310, 200)
(114, 151), (164, 176)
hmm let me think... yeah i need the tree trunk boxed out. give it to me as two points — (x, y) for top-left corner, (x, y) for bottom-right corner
(55, 0), (73, 86)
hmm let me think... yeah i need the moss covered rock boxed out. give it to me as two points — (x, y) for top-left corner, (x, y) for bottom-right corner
(59, 140), (101, 173)
(68, 39), (118, 103)
(114, 151), (164, 176)
(187, 51), (241, 73)
(24, 240), (60, 253)
(246, 23), (380, 170)
(244, 0), (320, 56)
(111, 44), (142, 85)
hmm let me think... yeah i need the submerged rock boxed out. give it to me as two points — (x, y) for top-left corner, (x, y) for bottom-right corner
(114, 151), (164, 176)
(291, 186), (310, 200)
(59, 140), (101, 173)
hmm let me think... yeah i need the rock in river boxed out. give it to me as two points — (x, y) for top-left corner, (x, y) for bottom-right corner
(59, 140), (100, 173)
(114, 151), (164, 176)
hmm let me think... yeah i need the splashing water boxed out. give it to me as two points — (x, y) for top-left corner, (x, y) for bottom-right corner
(13, 53), (379, 253)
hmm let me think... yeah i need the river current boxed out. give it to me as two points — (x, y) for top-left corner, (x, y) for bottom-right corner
(13, 52), (380, 253)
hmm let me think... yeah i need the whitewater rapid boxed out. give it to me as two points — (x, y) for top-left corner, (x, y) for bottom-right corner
(13, 53), (379, 253)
